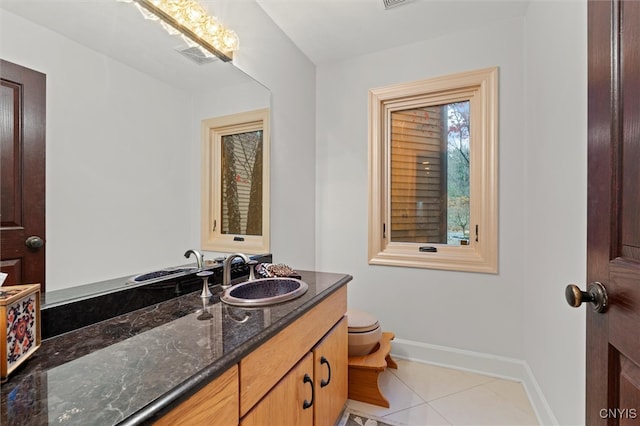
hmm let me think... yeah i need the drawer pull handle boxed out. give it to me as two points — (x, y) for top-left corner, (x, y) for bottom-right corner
(302, 373), (314, 409)
(320, 356), (331, 387)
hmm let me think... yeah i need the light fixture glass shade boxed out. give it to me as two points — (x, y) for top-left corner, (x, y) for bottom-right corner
(121, 0), (239, 61)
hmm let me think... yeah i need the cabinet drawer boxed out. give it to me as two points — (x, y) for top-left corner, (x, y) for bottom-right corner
(239, 286), (347, 416)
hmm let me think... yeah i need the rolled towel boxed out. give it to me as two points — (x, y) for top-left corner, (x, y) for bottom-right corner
(255, 263), (301, 279)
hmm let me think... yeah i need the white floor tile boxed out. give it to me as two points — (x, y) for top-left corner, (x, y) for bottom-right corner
(428, 385), (539, 426)
(389, 359), (496, 402)
(483, 379), (538, 419)
(346, 360), (539, 426)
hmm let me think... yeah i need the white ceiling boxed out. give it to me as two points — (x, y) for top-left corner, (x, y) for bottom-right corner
(256, 0), (531, 65)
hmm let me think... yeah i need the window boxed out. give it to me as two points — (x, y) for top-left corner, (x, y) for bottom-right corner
(202, 109), (270, 253)
(368, 68), (498, 273)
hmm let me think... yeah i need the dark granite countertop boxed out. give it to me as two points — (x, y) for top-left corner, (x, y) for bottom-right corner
(1, 270), (352, 426)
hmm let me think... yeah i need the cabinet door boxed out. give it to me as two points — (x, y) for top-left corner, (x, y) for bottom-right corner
(155, 365), (238, 426)
(313, 317), (348, 426)
(241, 353), (314, 426)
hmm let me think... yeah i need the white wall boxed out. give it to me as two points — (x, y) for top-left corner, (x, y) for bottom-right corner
(315, 2), (587, 424)
(523, 1), (587, 425)
(316, 18), (526, 358)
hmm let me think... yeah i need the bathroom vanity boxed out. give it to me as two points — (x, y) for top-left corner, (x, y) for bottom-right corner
(0, 269), (351, 425)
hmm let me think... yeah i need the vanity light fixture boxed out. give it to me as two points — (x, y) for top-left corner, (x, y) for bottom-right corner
(118, 0), (239, 62)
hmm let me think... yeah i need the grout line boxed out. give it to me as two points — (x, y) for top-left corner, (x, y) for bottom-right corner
(425, 381), (494, 404)
(426, 401), (454, 426)
(383, 401), (456, 426)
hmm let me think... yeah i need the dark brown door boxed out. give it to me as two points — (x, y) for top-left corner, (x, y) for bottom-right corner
(0, 60), (46, 291)
(577, 0), (640, 423)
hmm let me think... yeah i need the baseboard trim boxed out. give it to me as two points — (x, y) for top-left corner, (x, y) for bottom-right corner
(391, 338), (558, 425)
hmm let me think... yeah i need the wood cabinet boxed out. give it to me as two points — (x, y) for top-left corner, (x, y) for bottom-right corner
(157, 285), (348, 426)
(154, 365), (238, 426)
(241, 317), (348, 426)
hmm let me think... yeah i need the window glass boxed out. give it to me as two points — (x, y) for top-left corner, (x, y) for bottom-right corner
(390, 101), (470, 245)
(221, 130), (263, 236)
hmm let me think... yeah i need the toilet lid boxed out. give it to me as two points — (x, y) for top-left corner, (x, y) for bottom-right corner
(347, 308), (380, 333)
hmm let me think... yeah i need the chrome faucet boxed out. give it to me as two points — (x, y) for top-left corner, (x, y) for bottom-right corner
(222, 253), (250, 289)
(184, 249), (204, 270)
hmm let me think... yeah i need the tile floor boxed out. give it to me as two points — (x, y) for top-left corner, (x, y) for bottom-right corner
(346, 358), (540, 426)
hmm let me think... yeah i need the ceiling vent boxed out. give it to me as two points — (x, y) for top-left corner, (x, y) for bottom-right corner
(175, 46), (219, 65)
(382, 0), (413, 9)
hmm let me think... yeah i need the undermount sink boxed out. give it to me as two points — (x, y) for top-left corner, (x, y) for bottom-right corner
(220, 277), (309, 307)
(127, 267), (199, 284)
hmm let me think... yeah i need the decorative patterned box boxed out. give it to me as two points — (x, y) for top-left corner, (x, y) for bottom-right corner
(0, 284), (41, 382)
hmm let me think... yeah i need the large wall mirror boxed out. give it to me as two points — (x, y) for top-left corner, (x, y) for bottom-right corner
(0, 1), (271, 301)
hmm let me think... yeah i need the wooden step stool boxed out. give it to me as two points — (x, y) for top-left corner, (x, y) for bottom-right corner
(347, 331), (397, 408)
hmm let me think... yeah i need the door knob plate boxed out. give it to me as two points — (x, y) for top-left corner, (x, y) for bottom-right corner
(565, 282), (608, 313)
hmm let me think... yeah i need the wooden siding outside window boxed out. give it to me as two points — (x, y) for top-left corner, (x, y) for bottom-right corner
(390, 106), (447, 243)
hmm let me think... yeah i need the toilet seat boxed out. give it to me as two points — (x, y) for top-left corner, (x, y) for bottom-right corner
(347, 308), (382, 356)
(347, 309), (379, 332)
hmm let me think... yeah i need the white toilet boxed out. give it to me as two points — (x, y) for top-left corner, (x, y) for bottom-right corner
(347, 308), (382, 357)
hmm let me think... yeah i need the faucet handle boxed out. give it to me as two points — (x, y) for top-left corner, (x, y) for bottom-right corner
(247, 260), (258, 281)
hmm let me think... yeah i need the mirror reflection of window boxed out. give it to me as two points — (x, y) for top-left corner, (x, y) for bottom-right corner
(202, 108), (270, 254)
(221, 130), (263, 236)
(390, 101), (470, 245)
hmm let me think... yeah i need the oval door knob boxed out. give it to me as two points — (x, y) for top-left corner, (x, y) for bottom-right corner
(25, 236), (44, 249)
(565, 282), (608, 313)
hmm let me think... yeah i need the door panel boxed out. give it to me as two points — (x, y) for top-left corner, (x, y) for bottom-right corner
(0, 59), (46, 291)
(587, 0), (640, 423)
(0, 259), (22, 286)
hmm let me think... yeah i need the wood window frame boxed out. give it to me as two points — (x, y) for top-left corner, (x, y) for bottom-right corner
(368, 67), (498, 273)
(201, 108), (270, 254)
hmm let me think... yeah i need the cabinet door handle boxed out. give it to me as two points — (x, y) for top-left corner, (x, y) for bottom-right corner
(320, 356), (331, 387)
(302, 373), (314, 409)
